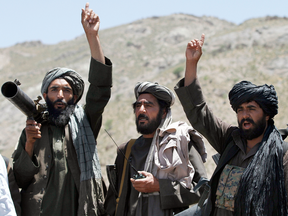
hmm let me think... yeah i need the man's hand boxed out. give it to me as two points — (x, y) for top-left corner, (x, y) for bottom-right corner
(25, 119), (41, 158)
(130, 171), (160, 193)
(186, 34), (205, 63)
(184, 34), (205, 87)
(81, 2), (105, 63)
(81, 2), (100, 37)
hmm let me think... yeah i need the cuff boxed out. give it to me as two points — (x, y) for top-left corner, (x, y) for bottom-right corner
(89, 57), (113, 87)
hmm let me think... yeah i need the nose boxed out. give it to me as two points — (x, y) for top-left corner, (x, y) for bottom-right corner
(242, 110), (250, 119)
(57, 90), (64, 99)
(138, 104), (146, 113)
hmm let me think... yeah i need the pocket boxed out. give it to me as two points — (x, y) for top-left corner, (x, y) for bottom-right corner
(215, 164), (245, 211)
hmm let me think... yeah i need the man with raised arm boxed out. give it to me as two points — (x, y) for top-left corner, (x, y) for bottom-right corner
(12, 3), (112, 216)
(174, 35), (288, 215)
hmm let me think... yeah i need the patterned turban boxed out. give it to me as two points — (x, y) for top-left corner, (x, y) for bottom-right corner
(229, 80), (278, 118)
(41, 67), (84, 103)
(134, 81), (175, 107)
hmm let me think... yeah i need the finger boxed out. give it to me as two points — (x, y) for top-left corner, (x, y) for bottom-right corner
(200, 33), (205, 46)
(25, 127), (41, 134)
(138, 170), (147, 175)
(29, 133), (42, 140)
(26, 120), (37, 127)
(81, 8), (86, 22)
(89, 11), (97, 23)
(187, 41), (193, 48)
(85, 2), (90, 11)
(188, 40), (197, 48)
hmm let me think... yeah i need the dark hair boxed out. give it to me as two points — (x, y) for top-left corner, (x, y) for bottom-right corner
(157, 98), (170, 113)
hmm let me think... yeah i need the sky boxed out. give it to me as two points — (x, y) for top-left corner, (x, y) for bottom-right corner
(0, 0), (287, 48)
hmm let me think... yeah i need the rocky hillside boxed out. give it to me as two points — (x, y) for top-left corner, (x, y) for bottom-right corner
(0, 14), (288, 179)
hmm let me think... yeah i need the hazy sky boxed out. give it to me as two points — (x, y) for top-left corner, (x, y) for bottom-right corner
(0, 0), (287, 48)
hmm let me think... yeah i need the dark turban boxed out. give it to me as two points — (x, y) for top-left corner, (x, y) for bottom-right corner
(228, 80), (278, 118)
(134, 81), (175, 107)
(41, 67), (84, 103)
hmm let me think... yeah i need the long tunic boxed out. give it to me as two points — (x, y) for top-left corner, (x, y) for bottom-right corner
(12, 57), (112, 216)
(174, 78), (288, 216)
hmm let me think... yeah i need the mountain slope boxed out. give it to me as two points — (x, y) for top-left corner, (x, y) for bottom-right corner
(0, 14), (287, 178)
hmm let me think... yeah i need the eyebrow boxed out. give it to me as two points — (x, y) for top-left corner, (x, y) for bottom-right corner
(49, 85), (72, 90)
(135, 101), (154, 105)
(238, 104), (257, 109)
(247, 104), (257, 108)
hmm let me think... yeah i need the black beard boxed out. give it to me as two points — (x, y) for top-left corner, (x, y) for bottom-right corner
(238, 114), (267, 140)
(136, 109), (163, 135)
(46, 97), (75, 127)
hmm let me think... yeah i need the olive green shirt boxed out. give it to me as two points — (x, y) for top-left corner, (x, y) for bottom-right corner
(41, 126), (78, 216)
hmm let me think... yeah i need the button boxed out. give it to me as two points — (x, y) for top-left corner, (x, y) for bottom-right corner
(43, 175), (47, 179)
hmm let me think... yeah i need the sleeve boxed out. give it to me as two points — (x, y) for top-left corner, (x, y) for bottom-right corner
(85, 57), (113, 140)
(174, 78), (234, 154)
(0, 155), (17, 216)
(12, 129), (39, 188)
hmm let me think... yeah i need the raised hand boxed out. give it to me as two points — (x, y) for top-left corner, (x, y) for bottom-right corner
(184, 34), (205, 86)
(81, 2), (105, 63)
(81, 2), (100, 36)
(186, 34), (205, 63)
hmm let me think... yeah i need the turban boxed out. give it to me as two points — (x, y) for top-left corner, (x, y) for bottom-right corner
(229, 80), (278, 118)
(134, 81), (175, 107)
(41, 67), (84, 103)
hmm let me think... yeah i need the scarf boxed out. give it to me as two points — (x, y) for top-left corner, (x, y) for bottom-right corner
(136, 110), (205, 215)
(234, 124), (287, 215)
(69, 105), (105, 215)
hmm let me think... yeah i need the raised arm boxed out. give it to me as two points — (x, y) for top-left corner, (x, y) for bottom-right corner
(184, 34), (205, 86)
(81, 2), (105, 64)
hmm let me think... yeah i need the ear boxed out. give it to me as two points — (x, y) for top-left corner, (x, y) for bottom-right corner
(162, 109), (167, 119)
(43, 93), (47, 100)
(265, 115), (270, 122)
(73, 95), (78, 103)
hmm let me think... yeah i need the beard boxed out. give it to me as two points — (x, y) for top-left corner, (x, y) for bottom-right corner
(238, 114), (267, 140)
(46, 97), (75, 127)
(136, 109), (163, 135)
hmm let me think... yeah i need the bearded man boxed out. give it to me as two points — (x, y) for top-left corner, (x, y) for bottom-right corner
(174, 34), (288, 216)
(105, 81), (208, 216)
(12, 3), (112, 216)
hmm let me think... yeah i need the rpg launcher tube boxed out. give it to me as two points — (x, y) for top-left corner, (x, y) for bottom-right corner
(1, 81), (38, 119)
